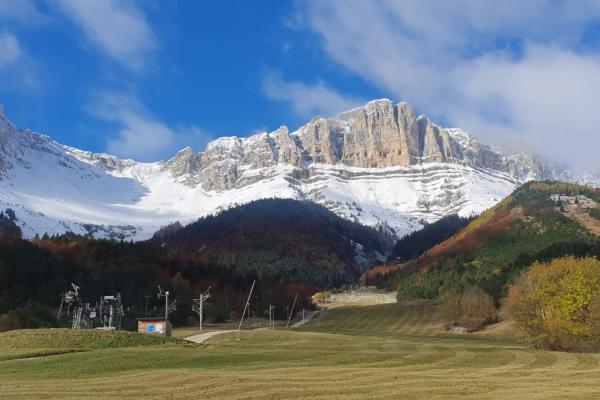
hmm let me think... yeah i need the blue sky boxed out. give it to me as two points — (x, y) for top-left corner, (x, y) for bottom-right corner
(1, 1), (600, 169)
(0, 1), (379, 160)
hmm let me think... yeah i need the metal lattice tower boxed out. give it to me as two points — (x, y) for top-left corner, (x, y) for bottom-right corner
(72, 306), (83, 329)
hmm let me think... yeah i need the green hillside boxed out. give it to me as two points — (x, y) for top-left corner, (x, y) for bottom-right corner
(378, 182), (600, 301)
(0, 328), (184, 350)
(0, 328), (185, 362)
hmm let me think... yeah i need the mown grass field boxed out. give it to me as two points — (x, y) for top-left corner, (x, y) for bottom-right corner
(2, 302), (600, 399)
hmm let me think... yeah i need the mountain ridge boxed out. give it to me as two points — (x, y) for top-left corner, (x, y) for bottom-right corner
(0, 99), (594, 240)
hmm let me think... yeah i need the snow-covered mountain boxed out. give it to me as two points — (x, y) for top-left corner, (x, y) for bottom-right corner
(0, 99), (587, 240)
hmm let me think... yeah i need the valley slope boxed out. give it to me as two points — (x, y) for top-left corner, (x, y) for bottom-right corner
(373, 182), (600, 300)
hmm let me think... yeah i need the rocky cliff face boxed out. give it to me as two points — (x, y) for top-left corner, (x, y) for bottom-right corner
(163, 99), (553, 192)
(0, 107), (14, 175)
(303, 100), (459, 168)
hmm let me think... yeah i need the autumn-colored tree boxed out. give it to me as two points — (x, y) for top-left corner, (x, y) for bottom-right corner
(312, 291), (331, 305)
(441, 285), (497, 331)
(503, 256), (600, 351)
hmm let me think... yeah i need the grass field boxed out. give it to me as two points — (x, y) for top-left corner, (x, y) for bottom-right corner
(2, 301), (600, 399)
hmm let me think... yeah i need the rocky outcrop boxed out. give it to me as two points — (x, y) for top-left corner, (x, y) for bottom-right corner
(161, 126), (305, 190)
(290, 100), (466, 168)
(69, 151), (137, 173)
(0, 106), (15, 175)
(330, 100), (445, 167)
(270, 126), (303, 166)
(295, 117), (339, 164)
(163, 146), (201, 184)
(164, 99), (556, 191)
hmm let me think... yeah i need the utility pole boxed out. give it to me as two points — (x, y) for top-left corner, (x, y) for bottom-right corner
(236, 280), (256, 341)
(57, 295), (64, 319)
(157, 286), (176, 324)
(164, 291), (168, 321)
(268, 305), (276, 330)
(286, 294), (298, 328)
(192, 287), (211, 331)
(144, 295), (150, 314)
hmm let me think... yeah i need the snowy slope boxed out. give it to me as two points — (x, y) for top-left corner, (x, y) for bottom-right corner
(0, 99), (586, 240)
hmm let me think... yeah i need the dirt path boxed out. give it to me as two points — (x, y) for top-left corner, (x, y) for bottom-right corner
(184, 330), (234, 344)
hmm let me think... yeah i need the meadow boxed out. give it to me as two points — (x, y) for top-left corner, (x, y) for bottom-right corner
(2, 302), (600, 399)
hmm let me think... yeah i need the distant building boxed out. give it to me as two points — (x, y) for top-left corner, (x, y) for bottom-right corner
(137, 317), (172, 337)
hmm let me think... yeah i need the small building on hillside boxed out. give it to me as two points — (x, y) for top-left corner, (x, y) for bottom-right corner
(137, 317), (172, 337)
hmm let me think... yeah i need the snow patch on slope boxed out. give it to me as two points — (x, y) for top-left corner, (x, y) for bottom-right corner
(0, 100), (558, 241)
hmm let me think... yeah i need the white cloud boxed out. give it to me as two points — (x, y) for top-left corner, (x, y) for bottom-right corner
(295, 0), (600, 169)
(56, 0), (156, 70)
(0, 0), (45, 23)
(90, 91), (209, 162)
(263, 72), (364, 118)
(0, 32), (40, 90)
(0, 32), (21, 68)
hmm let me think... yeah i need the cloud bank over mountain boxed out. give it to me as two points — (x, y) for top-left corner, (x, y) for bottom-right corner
(291, 0), (600, 171)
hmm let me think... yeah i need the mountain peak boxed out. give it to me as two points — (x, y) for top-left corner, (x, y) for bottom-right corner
(335, 98), (394, 118)
(366, 98), (393, 106)
(174, 146), (194, 157)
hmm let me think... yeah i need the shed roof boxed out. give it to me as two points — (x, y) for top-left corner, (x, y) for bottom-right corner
(137, 317), (168, 322)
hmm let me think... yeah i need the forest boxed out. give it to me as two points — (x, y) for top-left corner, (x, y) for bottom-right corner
(387, 214), (472, 263)
(0, 199), (392, 331)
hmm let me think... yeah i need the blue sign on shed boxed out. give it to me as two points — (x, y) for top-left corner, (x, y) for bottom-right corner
(138, 317), (172, 336)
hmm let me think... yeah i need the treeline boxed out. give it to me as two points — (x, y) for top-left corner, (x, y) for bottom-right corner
(0, 237), (275, 331)
(0, 208), (21, 239)
(387, 214), (472, 263)
(394, 240), (600, 302)
(0, 199), (392, 331)
(153, 198), (393, 272)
